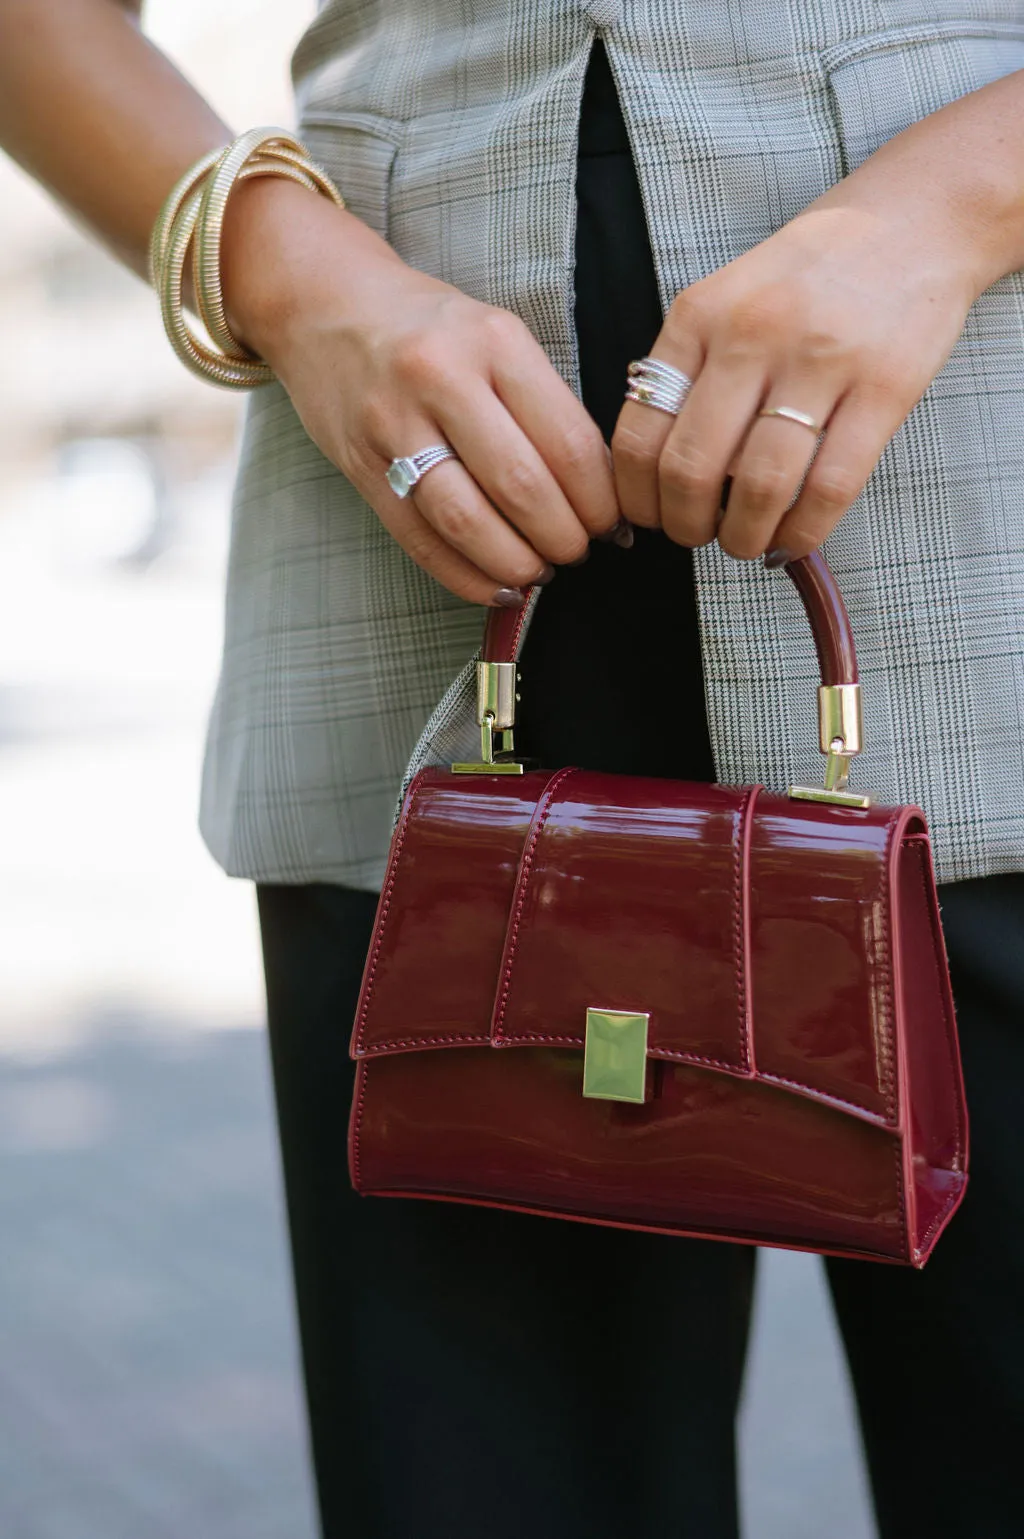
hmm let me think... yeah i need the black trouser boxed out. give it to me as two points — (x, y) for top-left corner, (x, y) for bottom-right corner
(258, 42), (1024, 1539)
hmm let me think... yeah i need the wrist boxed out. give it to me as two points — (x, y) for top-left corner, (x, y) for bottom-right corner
(220, 174), (403, 361)
(821, 80), (1024, 301)
(810, 165), (988, 308)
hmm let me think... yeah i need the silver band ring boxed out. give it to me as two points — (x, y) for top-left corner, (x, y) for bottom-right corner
(386, 444), (459, 498)
(757, 406), (823, 436)
(625, 356), (692, 417)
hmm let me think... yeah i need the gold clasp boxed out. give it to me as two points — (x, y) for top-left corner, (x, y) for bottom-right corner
(452, 661), (526, 775)
(582, 1008), (650, 1104)
(790, 683), (872, 809)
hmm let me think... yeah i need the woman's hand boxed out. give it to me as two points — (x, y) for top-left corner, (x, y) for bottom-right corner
(221, 178), (622, 608)
(611, 171), (983, 564)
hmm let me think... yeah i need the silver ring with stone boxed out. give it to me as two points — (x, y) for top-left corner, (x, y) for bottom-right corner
(625, 356), (693, 417)
(386, 444), (459, 498)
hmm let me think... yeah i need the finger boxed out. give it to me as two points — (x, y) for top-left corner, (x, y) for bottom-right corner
(364, 411), (555, 588)
(767, 392), (894, 560)
(435, 389), (592, 566)
(717, 393), (836, 561)
(611, 339), (704, 529)
(490, 329), (622, 539)
(361, 445), (538, 607)
(658, 358), (766, 549)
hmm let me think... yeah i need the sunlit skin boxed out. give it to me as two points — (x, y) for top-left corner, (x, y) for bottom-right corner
(4, 0), (1024, 600)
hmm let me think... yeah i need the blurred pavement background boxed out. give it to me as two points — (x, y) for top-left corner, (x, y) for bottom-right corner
(0, 4), (877, 1535)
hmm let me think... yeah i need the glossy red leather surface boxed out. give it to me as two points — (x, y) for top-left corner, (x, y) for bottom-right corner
(784, 551), (858, 685)
(350, 768), (968, 1267)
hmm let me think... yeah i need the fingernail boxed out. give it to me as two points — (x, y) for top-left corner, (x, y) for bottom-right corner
(494, 587), (526, 608)
(534, 563), (556, 585)
(763, 548), (794, 570)
(598, 517), (633, 549)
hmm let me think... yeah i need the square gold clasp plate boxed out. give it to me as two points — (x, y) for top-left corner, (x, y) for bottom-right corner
(582, 1008), (650, 1104)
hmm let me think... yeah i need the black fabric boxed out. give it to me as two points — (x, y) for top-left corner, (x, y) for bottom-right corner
(515, 41), (715, 783)
(258, 39), (1024, 1539)
(259, 883), (754, 1539)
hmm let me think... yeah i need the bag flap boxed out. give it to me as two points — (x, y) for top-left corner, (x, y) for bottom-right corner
(354, 768), (917, 1130)
(491, 771), (757, 1075)
(352, 770), (554, 1057)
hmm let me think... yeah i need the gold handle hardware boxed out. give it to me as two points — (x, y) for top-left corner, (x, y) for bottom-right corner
(790, 682), (872, 808)
(452, 661), (526, 775)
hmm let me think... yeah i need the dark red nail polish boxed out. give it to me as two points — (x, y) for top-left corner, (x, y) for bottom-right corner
(534, 564), (557, 585)
(763, 548), (794, 570)
(597, 517), (633, 549)
(494, 587), (526, 608)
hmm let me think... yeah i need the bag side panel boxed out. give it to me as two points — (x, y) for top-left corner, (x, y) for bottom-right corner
(896, 835), (969, 1261)
(748, 798), (902, 1121)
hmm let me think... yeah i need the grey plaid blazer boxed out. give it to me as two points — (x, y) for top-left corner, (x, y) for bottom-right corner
(199, 0), (1024, 891)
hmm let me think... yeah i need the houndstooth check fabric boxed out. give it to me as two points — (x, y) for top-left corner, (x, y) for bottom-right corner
(199, 0), (1024, 891)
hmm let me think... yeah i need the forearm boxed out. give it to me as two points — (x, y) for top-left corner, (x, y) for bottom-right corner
(0, 0), (229, 277)
(817, 66), (1024, 299)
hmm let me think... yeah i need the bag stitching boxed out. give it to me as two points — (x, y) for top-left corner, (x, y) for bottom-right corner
(734, 786), (760, 1073)
(349, 1061), (370, 1188)
(892, 1130), (909, 1260)
(875, 816), (900, 1123)
(491, 766), (581, 1041)
(361, 1033), (493, 1052)
(352, 779), (424, 1055)
(909, 839), (966, 1175)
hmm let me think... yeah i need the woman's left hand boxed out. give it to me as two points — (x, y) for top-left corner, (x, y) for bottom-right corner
(610, 180), (982, 563)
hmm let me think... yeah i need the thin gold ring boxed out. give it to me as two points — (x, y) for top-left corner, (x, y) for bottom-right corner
(758, 405), (823, 435)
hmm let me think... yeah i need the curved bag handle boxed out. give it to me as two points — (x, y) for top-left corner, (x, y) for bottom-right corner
(458, 551), (868, 807)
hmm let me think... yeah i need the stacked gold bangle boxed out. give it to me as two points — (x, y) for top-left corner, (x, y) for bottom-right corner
(148, 127), (346, 390)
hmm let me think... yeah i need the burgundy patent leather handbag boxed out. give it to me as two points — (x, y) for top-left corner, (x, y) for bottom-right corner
(349, 554), (968, 1267)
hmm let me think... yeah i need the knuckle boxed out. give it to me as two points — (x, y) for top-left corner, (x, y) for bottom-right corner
(796, 329), (848, 370)
(424, 487), (478, 543)
(869, 368), (908, 410)
(559, 419), (605, 478)
(725, 300), (782, 348)
(716, 339), (762, 370)
(392, 333), (448, 390)
(481, 307), (526, 349)
(659, 443), (718, 500)
(667, 288), (706, 332)
(496, 456), (542, 509)
(736, 457), (790, 510)
(611, 420), (656, 470)
(806, 466), (858, 514)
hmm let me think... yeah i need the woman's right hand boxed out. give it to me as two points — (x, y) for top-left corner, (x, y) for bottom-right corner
(220, 176), (625, 608)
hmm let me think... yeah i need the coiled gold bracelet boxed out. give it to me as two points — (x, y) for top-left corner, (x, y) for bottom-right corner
(148, 128), (346, 390)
